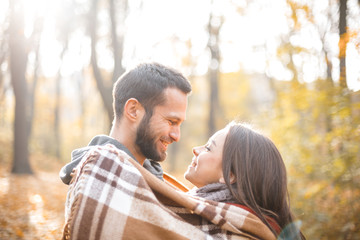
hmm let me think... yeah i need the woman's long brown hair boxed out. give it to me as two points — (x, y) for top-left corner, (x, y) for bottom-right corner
(222, 122), (305, 239)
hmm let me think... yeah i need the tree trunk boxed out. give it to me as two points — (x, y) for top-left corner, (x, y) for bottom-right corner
(89, 0), (113, 125)
(109, 0), (125, 83)
(27, 20), (43, 142)
(0, 30), (7, 101)
(54, 39), (69, 159)
(167, 142), (178, 173)
(208, 67), (219, 137)
(9, 0), (33, 174)
(207, 10), (223, 138)
(89, 0), (127, 127)
(0, 31), (7, 123)
(77, 69), (86, 138)
(54, 65), (62, 159)
(339, 0), (348, 88)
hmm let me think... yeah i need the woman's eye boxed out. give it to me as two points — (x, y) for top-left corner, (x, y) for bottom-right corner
(205, 146), (211, 151)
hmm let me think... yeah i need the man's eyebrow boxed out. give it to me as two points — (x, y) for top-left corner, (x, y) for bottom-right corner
(166, 115), (183, 122)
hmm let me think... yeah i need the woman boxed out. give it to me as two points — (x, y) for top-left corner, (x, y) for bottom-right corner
(184, 122), (305, 239)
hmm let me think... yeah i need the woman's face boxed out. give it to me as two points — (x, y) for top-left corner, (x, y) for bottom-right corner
(184, 128), (228, 188)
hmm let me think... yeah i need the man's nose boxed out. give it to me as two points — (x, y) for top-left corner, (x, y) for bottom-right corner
(169, 126), (180, 142)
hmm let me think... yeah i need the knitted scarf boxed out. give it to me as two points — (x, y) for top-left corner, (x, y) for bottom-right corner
(187, 182), (238, 203)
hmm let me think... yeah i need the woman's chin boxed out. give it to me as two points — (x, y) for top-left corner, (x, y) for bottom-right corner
(184, 171), (189, 180)
(184, 170), (192, 182)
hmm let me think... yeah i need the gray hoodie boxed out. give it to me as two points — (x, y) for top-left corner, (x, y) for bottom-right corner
(59, 135), (164, 184)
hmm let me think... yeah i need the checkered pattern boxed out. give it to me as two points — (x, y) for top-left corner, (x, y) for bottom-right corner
(62, 144), (275, 240)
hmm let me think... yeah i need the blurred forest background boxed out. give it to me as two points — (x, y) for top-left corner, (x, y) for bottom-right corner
(0, 0), (360, 239)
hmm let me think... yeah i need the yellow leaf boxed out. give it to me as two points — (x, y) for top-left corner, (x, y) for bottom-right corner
(15, 228), (24, 237)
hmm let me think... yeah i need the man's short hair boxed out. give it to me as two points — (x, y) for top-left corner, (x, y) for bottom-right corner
(113, 62), (192, 119)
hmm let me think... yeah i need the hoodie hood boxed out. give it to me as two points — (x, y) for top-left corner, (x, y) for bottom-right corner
(59, 135), (163, 184)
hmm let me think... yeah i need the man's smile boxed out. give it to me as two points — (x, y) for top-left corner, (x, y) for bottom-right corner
(159, 139), (171, 151)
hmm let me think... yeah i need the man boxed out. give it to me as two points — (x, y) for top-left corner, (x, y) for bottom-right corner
(59, 62), (192, 184)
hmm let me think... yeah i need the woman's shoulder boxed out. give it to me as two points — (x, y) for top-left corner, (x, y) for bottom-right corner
(227, 203), (281, 235)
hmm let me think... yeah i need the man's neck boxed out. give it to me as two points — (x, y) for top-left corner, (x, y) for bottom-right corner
(110, 125), (146, 165)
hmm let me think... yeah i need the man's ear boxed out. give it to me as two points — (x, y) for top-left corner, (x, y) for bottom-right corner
(123, 98), (144, 122)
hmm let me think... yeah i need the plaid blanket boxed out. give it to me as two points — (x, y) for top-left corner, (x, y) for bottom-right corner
(62, 144), (276, 240)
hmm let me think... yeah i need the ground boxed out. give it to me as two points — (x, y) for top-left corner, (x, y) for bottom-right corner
(0, 166), (68, 240)
(0, 156), (193, 240)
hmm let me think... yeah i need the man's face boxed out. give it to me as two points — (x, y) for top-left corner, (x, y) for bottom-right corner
(135, 87), (188, 162)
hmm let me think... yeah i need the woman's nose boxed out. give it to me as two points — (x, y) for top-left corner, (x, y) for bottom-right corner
(192, 146), (200, 156)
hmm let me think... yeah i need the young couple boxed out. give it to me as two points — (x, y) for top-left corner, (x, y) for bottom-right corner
(60, 62), (305, 239)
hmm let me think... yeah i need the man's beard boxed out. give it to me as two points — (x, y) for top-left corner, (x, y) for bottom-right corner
(135, 112), (166, 162)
